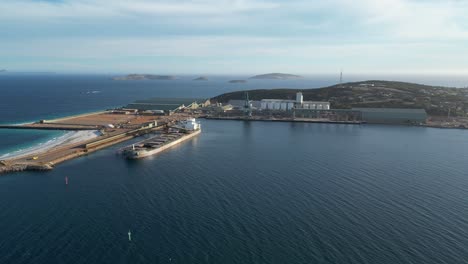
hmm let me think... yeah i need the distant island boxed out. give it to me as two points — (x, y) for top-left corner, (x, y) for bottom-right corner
(229, 80), (247, 84)
(193, 76), (208, 81)
(249, 73), (302, 79)
(113, 74), (177, 81)
(213, 80), (468, 116)
(0, 69), (6, 73)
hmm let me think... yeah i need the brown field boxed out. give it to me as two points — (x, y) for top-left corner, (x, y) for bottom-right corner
(21, 112), (160, 130)
(50, 113), (158, 126)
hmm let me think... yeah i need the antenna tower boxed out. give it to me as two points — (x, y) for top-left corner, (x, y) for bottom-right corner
(339, 69), (343, 87)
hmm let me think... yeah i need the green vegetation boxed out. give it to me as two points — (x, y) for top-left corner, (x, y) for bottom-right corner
(212, 80), (468, 116)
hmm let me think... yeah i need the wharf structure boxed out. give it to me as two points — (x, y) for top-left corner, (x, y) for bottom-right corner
(126, 98), (210, 115)
(0, 98), (206, 174)
(352, 108), (427, 124)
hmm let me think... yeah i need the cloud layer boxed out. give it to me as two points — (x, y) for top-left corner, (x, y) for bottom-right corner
(1, 0), (468, 74)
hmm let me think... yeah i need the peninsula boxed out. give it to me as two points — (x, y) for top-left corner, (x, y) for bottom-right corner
(113, 74), (177, 80)
(250, 73), (302, 79)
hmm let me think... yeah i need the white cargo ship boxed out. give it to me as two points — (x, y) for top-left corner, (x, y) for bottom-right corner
(123, 118), (201, 159)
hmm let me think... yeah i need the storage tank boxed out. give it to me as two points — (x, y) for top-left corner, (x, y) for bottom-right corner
(296, 92), (303, 104)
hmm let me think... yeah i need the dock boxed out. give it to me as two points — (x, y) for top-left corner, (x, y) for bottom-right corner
(205, 116), (364, 124)
(0, 111), (198, 174)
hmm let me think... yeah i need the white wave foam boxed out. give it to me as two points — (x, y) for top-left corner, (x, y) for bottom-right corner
(0, 130), (101, 160)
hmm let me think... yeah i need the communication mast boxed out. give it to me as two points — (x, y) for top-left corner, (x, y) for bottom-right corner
(339, 69), (343, 87)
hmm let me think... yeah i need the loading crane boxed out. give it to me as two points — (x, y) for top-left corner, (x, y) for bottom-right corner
(244, 91), (252, 117)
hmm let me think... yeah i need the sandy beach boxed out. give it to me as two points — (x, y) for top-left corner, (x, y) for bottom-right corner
(0, 130), (101, 160)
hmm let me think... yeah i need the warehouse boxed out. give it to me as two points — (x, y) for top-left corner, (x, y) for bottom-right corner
(352, 108), (427, 124)
(260, 92), (330, 111)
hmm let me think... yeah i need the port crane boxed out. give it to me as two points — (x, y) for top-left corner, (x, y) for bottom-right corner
(244, 91), (252, 117)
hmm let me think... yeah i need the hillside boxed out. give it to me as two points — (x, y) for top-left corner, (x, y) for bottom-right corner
(250, 73), (302, 79)
(212, 80), (468, 116)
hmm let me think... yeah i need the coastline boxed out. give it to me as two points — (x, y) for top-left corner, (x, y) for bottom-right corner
(205, 116), (468, 130)
(0, 130), (101, 160)
(0, 109), (110, 126)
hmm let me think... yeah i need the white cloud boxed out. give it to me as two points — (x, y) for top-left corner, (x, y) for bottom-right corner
(2, 0), (467, 40)
(338, 0), (468, 39)
(0, 0), (279, 20)
(2, 35), (468, 74)
(1, 0), (468, 73)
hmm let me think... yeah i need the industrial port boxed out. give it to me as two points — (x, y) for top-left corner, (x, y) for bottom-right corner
(0, 101), (206, 174)
(0, 89), (445, 174)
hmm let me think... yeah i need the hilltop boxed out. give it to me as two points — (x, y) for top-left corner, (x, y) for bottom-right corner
(250, 73), (303, 79)
(113, 74), (177, 80)
(212, 80), (468, 116)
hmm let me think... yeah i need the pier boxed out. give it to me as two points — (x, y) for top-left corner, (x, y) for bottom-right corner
(0, 110), (199, 174)
(205, 116), (364, 124)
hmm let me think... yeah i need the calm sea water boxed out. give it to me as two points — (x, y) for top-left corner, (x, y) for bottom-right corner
(1, 74), (468, 263)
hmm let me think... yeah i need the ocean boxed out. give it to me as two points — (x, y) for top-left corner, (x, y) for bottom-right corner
(1, 74), (468, 263)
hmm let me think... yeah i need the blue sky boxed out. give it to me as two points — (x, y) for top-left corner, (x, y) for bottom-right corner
(1, 0), (468, 74)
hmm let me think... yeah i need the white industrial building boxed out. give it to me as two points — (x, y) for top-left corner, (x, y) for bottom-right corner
(260, 92), (330, 111)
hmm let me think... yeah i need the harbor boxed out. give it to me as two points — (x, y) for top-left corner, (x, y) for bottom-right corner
(0, 99), (206, 174)
(0, 89), (458, 174)
(205, 116), (364, 124)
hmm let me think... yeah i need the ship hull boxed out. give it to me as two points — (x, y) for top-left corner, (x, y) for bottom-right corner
(125, 129), (201, 159)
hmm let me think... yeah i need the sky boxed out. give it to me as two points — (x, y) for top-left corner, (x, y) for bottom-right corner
(1, 0), (468, 74)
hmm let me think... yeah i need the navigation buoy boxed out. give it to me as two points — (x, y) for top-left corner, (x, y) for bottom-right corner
(65, 176), (68, 185)
(128, 230), (132, 241)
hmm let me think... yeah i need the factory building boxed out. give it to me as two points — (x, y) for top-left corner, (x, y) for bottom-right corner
(352, 108), (427, 124)
(260, 92), (330, 111)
